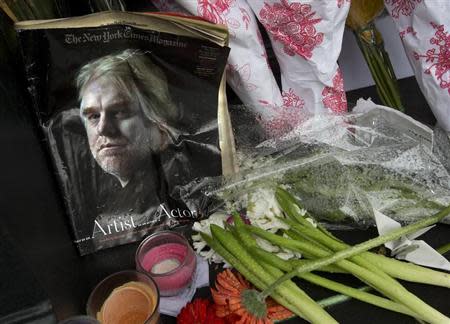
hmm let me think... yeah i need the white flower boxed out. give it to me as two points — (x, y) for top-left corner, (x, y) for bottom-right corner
(191, 212), (229, 263)
(247, 187), (283, 220)
(306, 217), (317, 227)
(255, 237), (279, 252)
(191, 187), (305, 263)
(192, 212), (228, 235)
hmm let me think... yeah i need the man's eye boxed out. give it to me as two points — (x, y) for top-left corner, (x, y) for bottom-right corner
(87, 113), (100, 121)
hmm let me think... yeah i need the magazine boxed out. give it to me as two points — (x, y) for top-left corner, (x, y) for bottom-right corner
(16, 11), (235, 255)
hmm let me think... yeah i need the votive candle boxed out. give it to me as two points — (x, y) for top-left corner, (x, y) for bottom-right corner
(86, 270), (160, 324)
(136, 231), (196, 296)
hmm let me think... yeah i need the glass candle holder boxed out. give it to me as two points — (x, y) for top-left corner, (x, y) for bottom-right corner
(86, 270), (160, 324)
(135, 231), (197, 297)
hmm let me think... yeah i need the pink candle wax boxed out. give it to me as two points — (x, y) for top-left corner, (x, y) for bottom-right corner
(141, 243), (196, 296)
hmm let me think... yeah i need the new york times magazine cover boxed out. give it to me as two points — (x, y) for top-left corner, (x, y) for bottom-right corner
(16, 12), (232, 255)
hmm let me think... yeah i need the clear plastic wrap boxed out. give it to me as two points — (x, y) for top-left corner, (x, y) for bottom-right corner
(188, 99), (450, 228)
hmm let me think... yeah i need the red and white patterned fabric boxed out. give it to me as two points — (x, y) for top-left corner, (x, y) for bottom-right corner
(245, 0), (349, 135)
(153, 0), (350, 136)
(385, 0), (450, 131)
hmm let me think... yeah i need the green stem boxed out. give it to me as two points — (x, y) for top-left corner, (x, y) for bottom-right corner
(229, 213), (322, 310)
(357, 34), (393, 107)
(253, 247), (419, 318)
(289, 259), (346, 274)
(210, 225), (338, 324)
(379, 44), (403, 109)
(251, 227), (446, 323)
(280, 228), (434, 320)
(370, 45), (402, 108)
(200, 232), (305, 319)
(252, 204), (450, 323)
(317, 286), (372, 308)
(285, 228), (333, 253)
(363, 253), (450, 288)
(258, 261), (315, 301)
(259, 201), (450, 287)
(232, 213), (356, 313)
(354, 23), (404, 111)
(275, 187), (338, 241)
(283, 217), (450, 288)
(276, 189), (450, 288)
(275, 287), (377, 324)
(304, 272), (417, 317)
(368, 55), (394, 107)
(259, 260), (413, 318)
(437, 243), (450, 255)
(288, 224), (403, 294)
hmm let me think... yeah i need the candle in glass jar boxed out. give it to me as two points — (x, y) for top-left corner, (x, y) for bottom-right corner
(136, 232), (197, 297)
(97, 281), (158, 324)
(141, 242), (195, 295)
(151, 257), (181, 274)
(87, 271), (160, 324)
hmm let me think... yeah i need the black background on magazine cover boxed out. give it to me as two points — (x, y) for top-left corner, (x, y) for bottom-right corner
(17, 24), (230, 255)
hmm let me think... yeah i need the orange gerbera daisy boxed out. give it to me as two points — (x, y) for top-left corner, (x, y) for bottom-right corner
(211, 269), (293, 324)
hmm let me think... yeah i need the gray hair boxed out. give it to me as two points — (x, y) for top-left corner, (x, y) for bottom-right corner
(76, 49), (179, 133)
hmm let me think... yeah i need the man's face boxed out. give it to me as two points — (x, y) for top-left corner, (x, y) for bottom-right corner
(80, 77), (163, 182)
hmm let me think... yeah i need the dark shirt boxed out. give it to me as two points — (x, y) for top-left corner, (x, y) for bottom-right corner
(91, 155), (169, 251)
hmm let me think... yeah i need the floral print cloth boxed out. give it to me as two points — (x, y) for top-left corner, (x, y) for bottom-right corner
(385, 0), (450, 130)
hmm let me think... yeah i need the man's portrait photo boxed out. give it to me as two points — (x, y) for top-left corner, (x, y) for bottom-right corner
(17, 12), (232, 254)
(47, 46), (226, 254)
(77, 49), (178, 188)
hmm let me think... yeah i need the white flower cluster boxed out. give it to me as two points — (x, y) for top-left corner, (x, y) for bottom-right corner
(191, 212), (229, 263)
(191, 187), (303, 263)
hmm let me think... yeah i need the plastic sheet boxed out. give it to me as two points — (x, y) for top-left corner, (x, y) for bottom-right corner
(191, 99), (450, 228)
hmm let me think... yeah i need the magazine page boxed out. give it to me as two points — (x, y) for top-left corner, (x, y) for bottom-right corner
(16, 12), (231, 255)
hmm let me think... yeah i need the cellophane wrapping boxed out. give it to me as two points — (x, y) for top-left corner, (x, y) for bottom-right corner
(186, 99), (450, 229)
